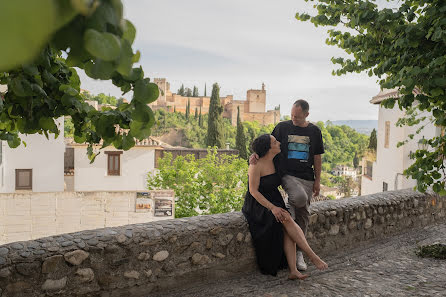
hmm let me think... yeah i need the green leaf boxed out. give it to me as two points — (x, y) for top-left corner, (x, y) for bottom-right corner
(59, 84), (79, 96)
(122, 133), (135, 150)
(39, 117), (56, 130)
(22, 64), (39, 76)
(84, 60), (115, 80)
(74, 133), (86, 143)
(433, 183), (443, 193)
(0, 0), (56, 71)
(84, 29), (121, 61)
(31, 83), (48, 97)
(122, 20), (136, 44)
(85, 1), (119, 31)
(112, 134), (123, 148)
(433, 109), (443, 118)
(133, 79), (159, 104)
(116, 40), (133, 76)
(131, 102), (154, 123)
(132, 51), (141, 63)
(7, 135), (21, 148)
(130, 120), (152, 139)
(10, 77), (33, 97)
(124, 67), (144, 81)
(42, 70), (59, 86)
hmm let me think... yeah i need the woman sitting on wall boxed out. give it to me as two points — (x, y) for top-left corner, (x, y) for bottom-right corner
(242, 134), (328, 279)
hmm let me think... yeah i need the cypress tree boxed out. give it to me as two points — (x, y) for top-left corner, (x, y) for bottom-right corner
(198, 107), (203, 127)
(235, 106), (248, 159)
(353, 152), (359, 168)
(204, 83), (207, 97)
(194, 107), (198, 120)
(177, 84), (185, 96)
(193, 86), (199, 97)
(174, 106), (176, 113)
(368, 128), (377, 150)
(186, 99), (190, 120)
(185, 87), (192, 97)
(206, 83), (224, 148)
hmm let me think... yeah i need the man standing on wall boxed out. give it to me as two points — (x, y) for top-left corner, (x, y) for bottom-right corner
(251, 99), (324, 271)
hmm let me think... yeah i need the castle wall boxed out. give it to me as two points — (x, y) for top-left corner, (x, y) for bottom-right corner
(241, 110), (280, 126)
(150, 79), (279, 124)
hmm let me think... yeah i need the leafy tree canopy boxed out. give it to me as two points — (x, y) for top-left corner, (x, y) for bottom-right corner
(0, 0), (158, 161)
(147, 149), (248, 218)
(296, 0), (446, 194)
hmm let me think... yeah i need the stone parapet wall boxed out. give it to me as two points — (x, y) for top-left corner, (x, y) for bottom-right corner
(0, 190), (444, 296)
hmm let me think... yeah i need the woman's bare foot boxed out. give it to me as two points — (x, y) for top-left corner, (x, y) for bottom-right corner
(309, 255), (328, 270)
(288, 270), (308, 280)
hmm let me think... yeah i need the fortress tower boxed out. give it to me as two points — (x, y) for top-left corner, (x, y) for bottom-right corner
(153, 78), (169, 106)
(246, 82), (266, 113)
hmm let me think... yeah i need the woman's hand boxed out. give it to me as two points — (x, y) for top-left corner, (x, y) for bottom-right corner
(270, 206), (288, 223)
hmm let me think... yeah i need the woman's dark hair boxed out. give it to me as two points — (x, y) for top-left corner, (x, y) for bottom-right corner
(251, 134), (271, 158)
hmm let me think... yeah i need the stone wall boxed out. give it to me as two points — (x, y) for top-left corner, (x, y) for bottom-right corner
(0, 191), (174, 245)
(0, 190), (444, 296)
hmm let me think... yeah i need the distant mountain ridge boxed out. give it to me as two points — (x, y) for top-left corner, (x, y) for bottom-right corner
(329, 120), (378, 135)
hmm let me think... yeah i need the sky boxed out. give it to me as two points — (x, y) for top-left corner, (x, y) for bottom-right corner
(78, 0), (391, 122)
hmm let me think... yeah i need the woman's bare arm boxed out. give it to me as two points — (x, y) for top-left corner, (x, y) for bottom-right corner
(248, 164), (288, 221)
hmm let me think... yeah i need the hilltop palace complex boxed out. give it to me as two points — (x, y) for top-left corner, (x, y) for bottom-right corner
(149, 78), (281, 126)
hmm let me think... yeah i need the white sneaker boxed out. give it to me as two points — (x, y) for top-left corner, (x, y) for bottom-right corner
(297, 251), (307, 271)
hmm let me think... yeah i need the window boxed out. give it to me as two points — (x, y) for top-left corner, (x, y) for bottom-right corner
(105, 151), (122, 176)
(384, 121), (390, 148)
(383, 182), (388, 192)
(15, 169), (32, 190)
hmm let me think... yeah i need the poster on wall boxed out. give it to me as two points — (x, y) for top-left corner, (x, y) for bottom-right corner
(135, 192), (153, 212)
(154, 198), (173, 217)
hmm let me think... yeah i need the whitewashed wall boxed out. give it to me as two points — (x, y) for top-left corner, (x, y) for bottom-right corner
(0, 118), (64, 193)
(74, 147), (155, 191)
(361, 106), (440, 195)
(0, 191), (174, 245)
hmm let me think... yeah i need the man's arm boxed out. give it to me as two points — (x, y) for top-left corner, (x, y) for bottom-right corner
(313, 154), (322, 196)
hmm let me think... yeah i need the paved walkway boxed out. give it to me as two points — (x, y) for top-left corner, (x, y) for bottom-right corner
(155, 223), (446, 297)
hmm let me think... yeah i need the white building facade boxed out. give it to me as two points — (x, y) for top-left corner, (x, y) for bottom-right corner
(67, 138), (162, 192)
(361, 89), (443, 195)
(0, 119), (65, 193)
(332, 165), (357, 179)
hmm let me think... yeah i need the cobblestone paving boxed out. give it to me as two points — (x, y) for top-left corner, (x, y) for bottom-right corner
(154, 223), (446, 297)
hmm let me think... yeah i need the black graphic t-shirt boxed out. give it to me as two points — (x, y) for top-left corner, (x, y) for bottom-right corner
(272, 121), (324, 181)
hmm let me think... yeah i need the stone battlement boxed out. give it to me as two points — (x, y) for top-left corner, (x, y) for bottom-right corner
(0, 190), (444, 296)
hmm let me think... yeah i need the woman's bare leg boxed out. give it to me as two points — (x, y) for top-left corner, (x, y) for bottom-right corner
(282, 214), (328, 270)
(283, 230), (308, 280)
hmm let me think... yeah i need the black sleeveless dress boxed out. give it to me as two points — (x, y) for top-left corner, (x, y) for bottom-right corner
(242, 172), (287, 276)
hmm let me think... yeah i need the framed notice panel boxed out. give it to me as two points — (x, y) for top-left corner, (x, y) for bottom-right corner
(135, 192), (153, 212)
(154, 199), (173, 217)
(153, 190), (175, 217)
(135, 190), (175, 217)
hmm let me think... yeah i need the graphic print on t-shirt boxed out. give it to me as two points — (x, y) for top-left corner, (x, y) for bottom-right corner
(288, 135), (310, 162)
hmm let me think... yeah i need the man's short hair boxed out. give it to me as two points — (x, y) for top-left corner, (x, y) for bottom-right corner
(293, 99), (309, 113)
